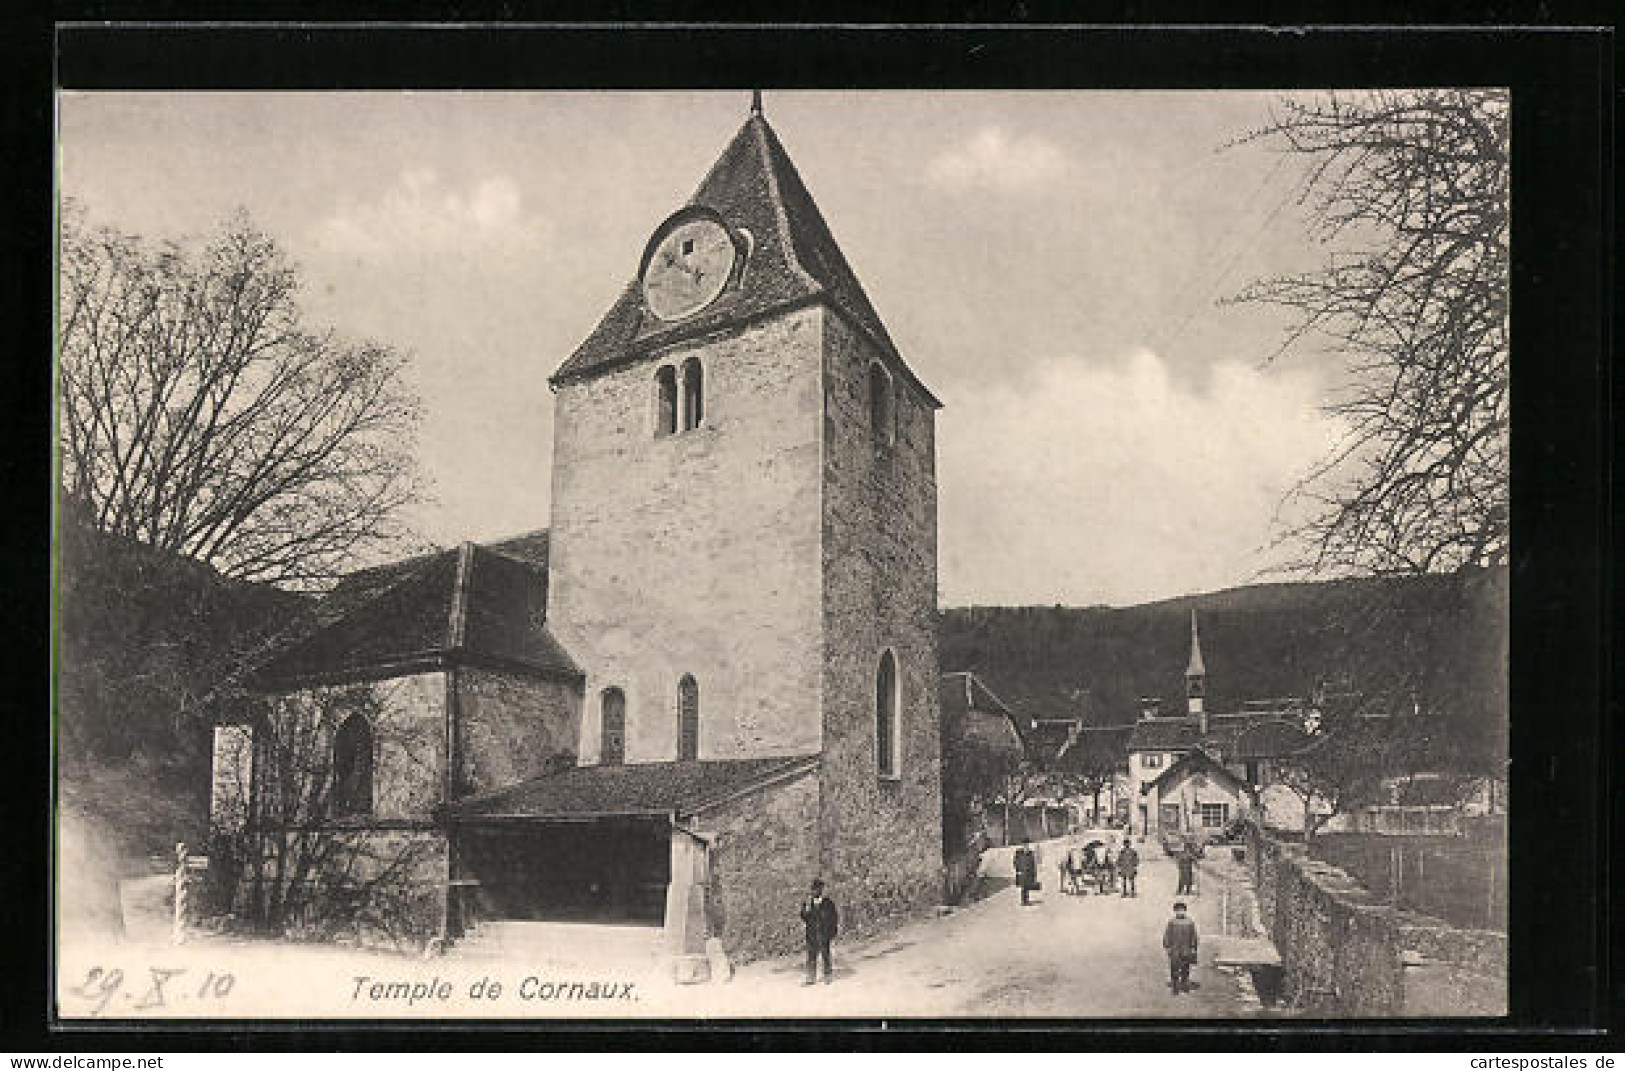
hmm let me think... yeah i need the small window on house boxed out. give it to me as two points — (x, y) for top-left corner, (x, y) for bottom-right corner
(331, 714), (374, 818)
(677, 674), (699, 761)
(869, 362), (894, 446)
(681, 357), (704, 431)
(875, 649), (900, 778)
(1200, 802), (1230, 829)
(601, 688), (626, 766)
(654, 366), (678, 437)
(1143, 753), (1163, 769)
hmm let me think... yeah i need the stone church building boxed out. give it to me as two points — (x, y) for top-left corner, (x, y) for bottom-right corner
(211, 99), (945, 963)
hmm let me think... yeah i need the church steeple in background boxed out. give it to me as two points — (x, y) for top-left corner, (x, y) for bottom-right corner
(750, 89), (763, 117)
(1186, 608), (1207, 731)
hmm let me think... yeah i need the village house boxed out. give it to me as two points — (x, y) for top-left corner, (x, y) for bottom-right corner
(1125, 610), (1312, 837)
(210, 96), (944, 966)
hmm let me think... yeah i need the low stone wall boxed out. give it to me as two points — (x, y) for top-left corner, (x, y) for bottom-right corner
(1246, 822), (1505, 1016)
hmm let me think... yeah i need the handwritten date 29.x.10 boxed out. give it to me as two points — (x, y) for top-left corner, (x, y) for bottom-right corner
(67, 965), (236, 1015)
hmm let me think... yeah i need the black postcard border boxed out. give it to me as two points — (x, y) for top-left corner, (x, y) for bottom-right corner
(2, 15), (1613, 1051)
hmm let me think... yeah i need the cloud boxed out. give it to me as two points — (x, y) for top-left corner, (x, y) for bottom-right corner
(937, 348), (1344, 606)
(925, 127), (1070, 194)
(310, 168), (544, 261)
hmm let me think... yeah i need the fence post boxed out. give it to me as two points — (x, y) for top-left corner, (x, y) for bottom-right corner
(172, 842), (190, 946)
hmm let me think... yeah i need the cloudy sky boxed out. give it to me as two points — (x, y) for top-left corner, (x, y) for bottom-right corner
(58, 90), (1349, 607)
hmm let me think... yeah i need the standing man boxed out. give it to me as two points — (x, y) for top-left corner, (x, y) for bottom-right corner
(800, 879), (839, 985)
(1013, 846), (1033, 906)
(1117, 839), (1139, 897)
(1162, 901), (1199, 994)
(1175, 840), (1196, 896)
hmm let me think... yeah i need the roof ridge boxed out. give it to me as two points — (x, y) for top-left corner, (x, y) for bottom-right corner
(445, 542), (475, 651)
(748, 115), (822, 293)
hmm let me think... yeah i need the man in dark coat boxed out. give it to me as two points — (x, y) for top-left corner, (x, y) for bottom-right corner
(1162, 901), (1199, 993)
(1175, 840), (1197, 895)
(800, 879), (839, 985)
(1116, 840), (1140, 897)
(1016, 845), (1040, 905)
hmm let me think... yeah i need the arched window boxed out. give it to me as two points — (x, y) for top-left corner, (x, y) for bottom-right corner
(876, 650), (900, 778)
(677, 675), (699, 761)
(331, 714), (374, 817)
(600, 687), (626, 765)
(654, 366), (678, 438)
(681, 357), (704, 431)
(869, 362), (894, 445)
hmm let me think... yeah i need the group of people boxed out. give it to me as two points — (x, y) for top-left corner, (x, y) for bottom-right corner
(1009, 835), (1205, 997)
(1011, 837), (1142, 902)
(797, 835), (1202, 995)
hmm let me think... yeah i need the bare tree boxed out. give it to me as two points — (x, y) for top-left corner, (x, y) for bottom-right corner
(212, 681), (443, 947)
(1232, 90), (1509, 576)
(59, 204), (424, 589)
(1269, 713), (1393, 846)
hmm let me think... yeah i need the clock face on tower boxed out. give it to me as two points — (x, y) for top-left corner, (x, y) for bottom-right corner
(641, 215), (738, 321)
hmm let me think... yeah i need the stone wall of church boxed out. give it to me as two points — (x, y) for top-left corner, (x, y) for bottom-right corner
(816, 310), (945, 931)
(454, 667), (581, 797)
(689, 766), (820, 962)
(547, 306), (826, 766)
(219, 673), (450, 950)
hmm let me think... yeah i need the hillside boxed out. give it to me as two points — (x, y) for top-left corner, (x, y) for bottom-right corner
(56, 514), (311, 933)
(940, 569), (1508, 769)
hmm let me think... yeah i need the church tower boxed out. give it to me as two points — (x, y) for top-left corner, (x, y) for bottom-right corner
(545, 99), (943, 929)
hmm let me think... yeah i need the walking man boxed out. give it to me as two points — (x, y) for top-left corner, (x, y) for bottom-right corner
(1162, 901), (1199, 994)
(1175, 840), (1196, 896)
(1117, 839), (1139, 897)
(800, 879), (839, 985)
(1014, 845), (1036, 906)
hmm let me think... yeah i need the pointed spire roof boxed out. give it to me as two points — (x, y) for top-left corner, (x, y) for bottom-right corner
(1186, 608), (1206, 678)
(552, 110), (938, 407)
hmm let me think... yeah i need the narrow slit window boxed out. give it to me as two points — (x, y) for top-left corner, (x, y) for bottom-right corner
(681, 357), (704, 431)
(655, 366), (678, 437)
(876, 650), (900, 778)
(677, 675), (699, 761)
(601, 688), (626, 765)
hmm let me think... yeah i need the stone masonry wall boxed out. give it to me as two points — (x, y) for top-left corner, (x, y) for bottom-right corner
(454, 667), (581, 797)
(689, 766), (820, 963)
(547, 307), (826, 765)
(818, 310), (945, 934)
(218, 674), (450, 951)
(1247, 823), (1506, 1016)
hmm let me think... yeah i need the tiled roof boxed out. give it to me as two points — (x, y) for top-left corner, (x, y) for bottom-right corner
(444, 755), (819, 821)
(940, 672), (1025, 762)
(485, 528), (550, 572)
(1127, 717), (1201, 752)
(1141, 748), (1251, 795)
(551, 113), (938, 407)
(1127, 712), (1309, 760)
(250, 540), (579, 689)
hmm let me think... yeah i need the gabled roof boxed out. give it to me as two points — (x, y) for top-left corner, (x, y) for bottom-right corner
(1140, 748), (1252, 796)
(250, 539), (579, 690)
(940, 672), (1026, 763)
(551, 111), (938, 407)
(444, 755), (819, 821)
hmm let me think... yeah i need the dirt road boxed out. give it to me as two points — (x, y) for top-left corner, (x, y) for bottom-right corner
(712, 837), (1262, 1018)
